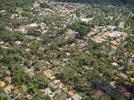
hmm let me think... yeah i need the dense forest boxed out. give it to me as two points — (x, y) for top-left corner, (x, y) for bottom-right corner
(0, 0), (36, 10)
(54, 0), (134, 5)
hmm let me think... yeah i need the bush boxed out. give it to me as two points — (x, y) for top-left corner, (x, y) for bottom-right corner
(40, 2), (49, 8)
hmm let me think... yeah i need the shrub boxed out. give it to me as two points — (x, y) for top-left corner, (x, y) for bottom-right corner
(10, 65), (30, 85)
(70, 21), (91, 38)
(0, 29), (24, 42)
(27, 29), (40, 36)
(59, 67), (79, 85)
(34, 74), (49, 89)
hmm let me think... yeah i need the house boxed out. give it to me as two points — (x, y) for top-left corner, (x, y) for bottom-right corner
(72, 94), (82, 100)
(15, 41), (22, 46)
(43, 69), (55, 80)
(39, 8), (54, 16)
(18, 23), (38, 33)
(107, 25), (116, 30)
(5, 26), (13, 31)
(108, 31), (127, 37)
(11, 14), (18, 19)
(43, 88), (52, 95)
(0, 81), (5, 87)
(0, 10), (6, 13)
(65, 29), (78, 41)
(119, 21), (125, 29)
(19, 25), (31, 33)
(29, 23), (38, 27)
(80, 17), (93, 23)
